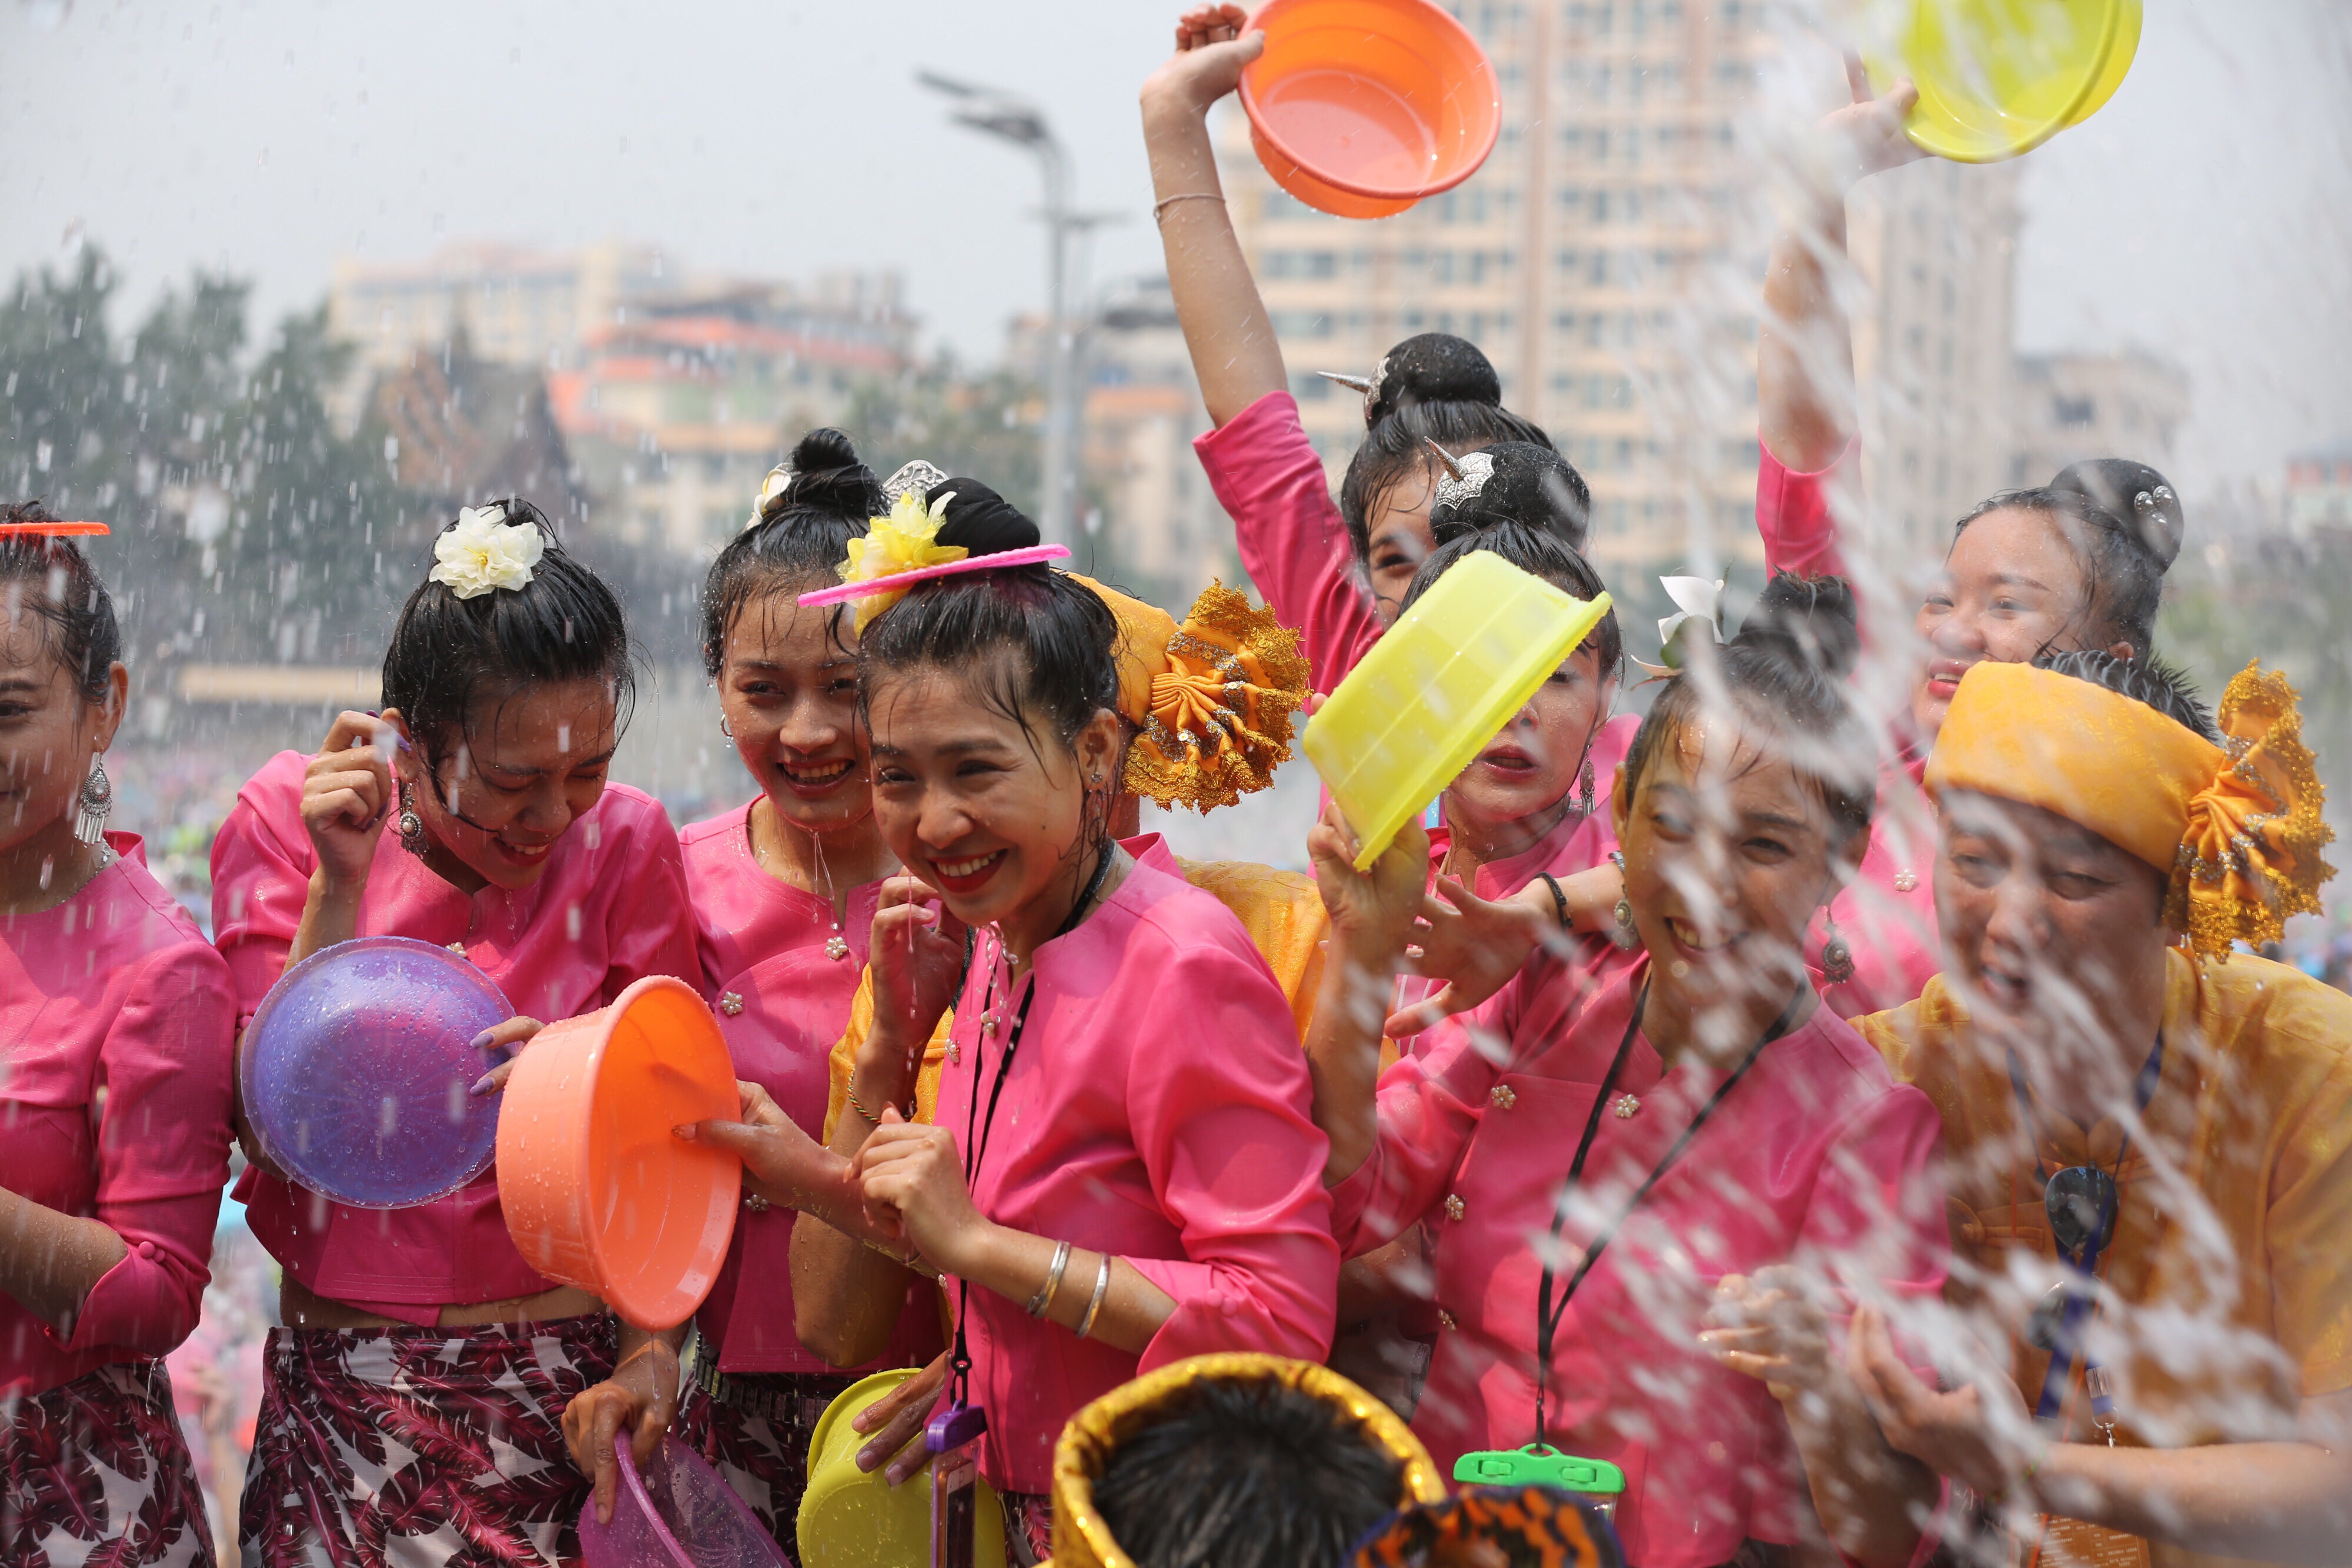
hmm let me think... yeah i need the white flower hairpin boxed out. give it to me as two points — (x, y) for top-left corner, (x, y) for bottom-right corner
(1629, 574), (1726, 680)
(431, 504), (545, 599)
(743, 460), (795, 531)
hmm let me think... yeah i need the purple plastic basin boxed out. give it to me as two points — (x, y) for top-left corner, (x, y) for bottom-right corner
(240, 935), (512, 1209)
(580, 1436), (785, 1568)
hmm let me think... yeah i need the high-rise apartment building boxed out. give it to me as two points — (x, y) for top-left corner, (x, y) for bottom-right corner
(1219, 0), (2021, 571)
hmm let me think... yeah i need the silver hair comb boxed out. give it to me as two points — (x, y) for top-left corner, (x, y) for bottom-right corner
(880, 459), (950, 509)
(1425, 440), (1495, 513)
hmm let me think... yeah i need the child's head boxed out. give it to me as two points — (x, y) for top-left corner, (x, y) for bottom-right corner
(382, 498), (633, 890)
(856, 480), (1125, 929)
(0, 503), (126, 856)
(701, 429), (888, 835)
(1912, 460), (2184, 738)
(1334, 336), (1552, 620)
(1073, 1369), (1418, 1568)
(1615, 575), (1876, 1026)
(1398, 471), (1619, 838)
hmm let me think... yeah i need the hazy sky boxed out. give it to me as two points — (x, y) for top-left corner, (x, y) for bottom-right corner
(5, 0), (2347, 493)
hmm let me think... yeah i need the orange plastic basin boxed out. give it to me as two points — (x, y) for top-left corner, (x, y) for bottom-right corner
(496, 976), (741, 1330)
(1240, 0), (1501, 219)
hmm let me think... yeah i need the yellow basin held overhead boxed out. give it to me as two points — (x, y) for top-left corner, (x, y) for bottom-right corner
(1859, 0), (2140, 164)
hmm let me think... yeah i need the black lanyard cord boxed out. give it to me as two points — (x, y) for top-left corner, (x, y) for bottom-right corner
(1530, 978), (1808, 1445)
(944, 842), (1117, 1403)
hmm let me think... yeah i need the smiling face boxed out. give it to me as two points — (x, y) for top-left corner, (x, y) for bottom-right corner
(0, 602), (122, 858)
(1365, 464), (1438, 624)
(716, 590), (872, 834)
(400, 677), (618, 891)
(1611, 709), (1860, 1034)
(866, 659), (1122, 931)
(1913, 506), (2122, 738)
(1445, 644), (1613, 838)
(1935, 789), (2171, 1062)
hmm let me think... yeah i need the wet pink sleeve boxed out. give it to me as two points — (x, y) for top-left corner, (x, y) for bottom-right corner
(1327, 1007), (1509, 1258)
(595, 798), (699, 1005)
(1193, 390), (1382, 690)
(1756, 440), (1861, 581)
(1120, 940), (1341, 1368)
(208, 763), (312, 1024)
(58, 943), (236, 1358)
(1799, 1081), (1949, 1298)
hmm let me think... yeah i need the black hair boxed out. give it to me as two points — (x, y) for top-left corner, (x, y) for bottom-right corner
(855, 479), (1121, 757)
(1621, 573), (1876, 846)
(1952, 464), (2182, 660)
(1398, 520), (1622, 683)
(1337, 400), (1553, 567)
(700, 428), (884, 676)
(1428, 440), (1592, 554)
(2033, 647), (2217, 741)
(382, 497), (636, 774)
(1087, 1375), (1405, 1568)
(0, 501), (122, 703)
(1358, 333), (1503, 427)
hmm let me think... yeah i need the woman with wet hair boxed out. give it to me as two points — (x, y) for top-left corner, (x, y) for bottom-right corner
(1304, 576), (1950, 1568)
(1141, 5), (1566, 664)
(0, 505), (238, 1567)
(1833, 652), (2352, 1568)
(558, 431), (942, 1553)
(706, 477), (1339, 1564)
(211, 497), (696, 1566)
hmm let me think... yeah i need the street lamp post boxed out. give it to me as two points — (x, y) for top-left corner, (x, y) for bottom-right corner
(916, 70), (1110, 549)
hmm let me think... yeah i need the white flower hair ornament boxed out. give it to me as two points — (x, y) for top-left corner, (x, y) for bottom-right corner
(430, 504), (546, 600)
(1629, 574), (1726, 680)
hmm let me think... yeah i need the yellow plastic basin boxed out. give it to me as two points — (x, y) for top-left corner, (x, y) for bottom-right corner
(1860, 0), (2137, 164)
(798, 1369), (1005, 1568)
(1303, 551), (1611, 870)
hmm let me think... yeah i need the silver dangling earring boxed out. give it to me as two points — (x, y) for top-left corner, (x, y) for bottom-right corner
(719, 713), (733, 739)
(396, 781), (430, 858)
(73, 755), (113, 845)
(1577, 759), (1596, 817)
(1607, 848), (1638, 950)
(1821, 918), (1856, 985)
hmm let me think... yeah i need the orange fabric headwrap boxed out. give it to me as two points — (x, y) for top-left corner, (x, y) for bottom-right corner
(1927, 660), (2334, 957)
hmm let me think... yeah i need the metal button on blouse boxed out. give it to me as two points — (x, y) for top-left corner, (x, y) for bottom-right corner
(1444, 1193), (1465, 1221)
(719, 992), (744, 1017)
(1489, 1084), (1517, 1110)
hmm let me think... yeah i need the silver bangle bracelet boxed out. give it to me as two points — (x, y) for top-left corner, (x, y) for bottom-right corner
(1075, 1253), (1112, 1339)
(1026, 1239), (1073, 1319)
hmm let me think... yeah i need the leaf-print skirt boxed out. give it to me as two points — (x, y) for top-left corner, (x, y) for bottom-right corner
(1, 1359), (215, 1568)
(236, 1315), (616, 1568)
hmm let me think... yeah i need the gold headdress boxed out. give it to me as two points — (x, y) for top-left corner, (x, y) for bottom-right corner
(1073, 577), (1311, 812)
(1927, 659), (2334, 957)
(1048, 1353), (1447, 1568)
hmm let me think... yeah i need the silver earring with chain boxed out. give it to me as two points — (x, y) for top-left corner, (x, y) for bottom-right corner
(397, 780), (430, 858)
(73, 754), (113, 845)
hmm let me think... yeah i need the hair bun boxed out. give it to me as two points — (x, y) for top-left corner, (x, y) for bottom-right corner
(1735, 573), (1860, 681)
(930, 478), (1042, 557)
(1427, 440), (1591, 551)
(2050, 458), (2184, 570)
(1368, 334), (1502, 427)
(772, 428), (883, 521)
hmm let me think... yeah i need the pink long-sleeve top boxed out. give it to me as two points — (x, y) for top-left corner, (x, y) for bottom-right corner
(1334, 945), (1948, 1568)
(1756, 442), (1942, 1015)
(933, 833), (1339, 1493)
(3, 836), (236, 1399)
(211, 750), (697, 1323)
(679, 801), (938, 1374)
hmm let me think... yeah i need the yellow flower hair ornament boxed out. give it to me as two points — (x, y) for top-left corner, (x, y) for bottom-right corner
(2170, 661), (2336, 956)
(1124, 581), (1311, 813)
(831, 488), (966, 630)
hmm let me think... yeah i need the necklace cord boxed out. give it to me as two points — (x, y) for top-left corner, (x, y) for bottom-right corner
(1529, 977), (1807, 1446)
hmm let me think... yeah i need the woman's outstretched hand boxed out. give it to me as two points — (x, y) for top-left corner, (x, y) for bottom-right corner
(1141, 5), (1264, 121)
(1822, 57), (1925, 190)
(853, 1110), (984, 1273)
(680, 1080), (846, 1212)
(1386, 875), (1546, 1038)
(1306, 802), (1429, 964)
